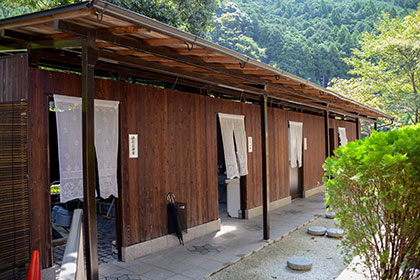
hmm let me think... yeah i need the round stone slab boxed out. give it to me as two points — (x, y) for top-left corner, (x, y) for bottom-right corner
(327, 228), (344, 238)
(325, 211), (336, 219)
(307, 226), (327, 236)
(287, 256), (312, 271)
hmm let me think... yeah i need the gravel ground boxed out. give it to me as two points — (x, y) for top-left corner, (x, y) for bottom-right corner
(208, 217), (347, 280)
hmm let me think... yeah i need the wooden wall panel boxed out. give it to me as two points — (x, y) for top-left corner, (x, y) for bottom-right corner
(0, 55), (28, 103)
(267, 108), (289, 202)
(28, 69), (261, 248)
(29, 68), (357, 253)
(28, 69), (52, 269)
(302, 114), (326, 191)
(329, 118), (357, 154)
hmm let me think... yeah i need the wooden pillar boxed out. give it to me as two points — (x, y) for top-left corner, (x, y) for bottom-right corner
(374, 120), (378, 131)
(260, 93), (270, 240)
(356, 118), (360, 139)
(82, 36), (99, 280)
(324, 110), (330, 158)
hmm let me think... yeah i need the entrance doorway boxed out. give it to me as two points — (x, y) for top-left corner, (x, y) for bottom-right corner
(288, 121), (303, 199)
(217, 114), (247, 219)
(217, 119), (228, 218)
(329, 128), (335, 156)
(289, 166), (303, 199)
(48, 98), (120, 266)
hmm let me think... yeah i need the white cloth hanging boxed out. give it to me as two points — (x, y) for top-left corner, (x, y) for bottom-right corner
(218, 113), (248, 179)
(54, 95), (84, 203)
(289, 121), (303, 168)
(338, 127), (348, 146)
(54, 94), (120, 203)
(94, 99), (119, 199)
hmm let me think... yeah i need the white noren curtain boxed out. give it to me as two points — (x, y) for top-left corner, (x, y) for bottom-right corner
(218, 113), (248, 179)
(94, 99), (119, 199)
(338, 127), (348, 146)
(54, 94), (119, 203)
(54, 95), (84, 203)
(289, 121), (303, 168)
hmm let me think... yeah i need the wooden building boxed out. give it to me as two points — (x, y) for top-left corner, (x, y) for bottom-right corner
(0, 1), (390, 278)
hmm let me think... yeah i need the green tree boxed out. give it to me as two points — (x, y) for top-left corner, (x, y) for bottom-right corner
(320, 0), (329, 17)
(211, 3), (266, 61)
(324, 125), (420, 279)
(2, 0), (219, 37)
(330, 8), (341, 25)
(330, 11), (420, 124)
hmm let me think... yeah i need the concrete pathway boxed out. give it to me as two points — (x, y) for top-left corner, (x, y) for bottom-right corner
(99, 193), (326, 280)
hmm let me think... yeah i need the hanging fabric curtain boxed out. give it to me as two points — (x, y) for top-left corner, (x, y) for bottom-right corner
(289, 121), (303, 168)
(218, 113), (248, 179)
(94, 99), (119, 199)
(54, 95), (120, 202)
(338, 127), (348, 146)
(54, 95), (84, 203)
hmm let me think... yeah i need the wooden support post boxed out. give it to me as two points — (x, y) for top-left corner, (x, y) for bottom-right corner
(374, 120), (378, 131)
(356, 118), (360, 139)
(324, 110), (330, 158)
(260, 92), (270, 240)
(82, 36), (99, 280)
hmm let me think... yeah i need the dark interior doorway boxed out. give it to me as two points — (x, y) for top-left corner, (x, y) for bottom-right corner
(217, 120), (228, 218)
(48, 100), (118, 266)
(289, 167), (303, 199)
(288, 124), (303, 199)
(329, 128), (335, 156)
(216, 118), (247, 219)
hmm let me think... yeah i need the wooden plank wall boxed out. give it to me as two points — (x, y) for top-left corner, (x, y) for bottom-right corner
(28, 69), (263, 249)
(302, 113), (327, 191)
(329, 118), (357, 152)
(0, 55), (28, 103)
(264, 109), (326, 205)
(28, 68), (357, 258)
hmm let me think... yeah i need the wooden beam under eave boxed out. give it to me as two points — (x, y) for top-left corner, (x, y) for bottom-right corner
(223, 64), (259, 70)
(53, 20), (382, 118)
(0, 9), (93, 29)
(104, 25), (147, 35)
(0, 37), (83, 51)
(144, 37), (185, 46)
(202, 56), (238, 63)
(176, 48), (217, 56)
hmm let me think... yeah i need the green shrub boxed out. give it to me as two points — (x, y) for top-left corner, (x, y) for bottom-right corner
(50, 184), (60, 194)
(323, 124), (420, 280)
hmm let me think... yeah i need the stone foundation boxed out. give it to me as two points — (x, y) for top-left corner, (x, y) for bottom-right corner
(244, 196), (292, 219)
(121, 218), (221, 262)
(303, 185), (325, 198)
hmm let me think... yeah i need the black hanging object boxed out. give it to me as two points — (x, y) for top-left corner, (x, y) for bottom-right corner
(167, 193), (184, 246)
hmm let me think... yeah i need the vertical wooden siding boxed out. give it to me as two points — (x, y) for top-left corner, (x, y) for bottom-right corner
(0, 55), (28, 103)
(329, 118), (357, 152)
(267, 108), (289, 202)
(28, 69), (356, 253)
(28, 69), (263, 248)
(302, 113), (327, 191)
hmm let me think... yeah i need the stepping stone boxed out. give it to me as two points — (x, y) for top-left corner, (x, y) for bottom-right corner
(325, 211), (336, 219)
(287, 256), (312, 271)
(327, 228), (344, 238)
(307, 226), (327, 236)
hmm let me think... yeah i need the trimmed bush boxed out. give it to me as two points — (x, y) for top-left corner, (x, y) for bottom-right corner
(323, 124), (420, 280)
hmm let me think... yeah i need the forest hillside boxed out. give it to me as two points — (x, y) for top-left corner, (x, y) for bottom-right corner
(210, 0), (419, 86)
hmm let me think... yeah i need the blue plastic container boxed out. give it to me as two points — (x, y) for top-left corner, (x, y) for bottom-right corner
(55, 208), (71, 227)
